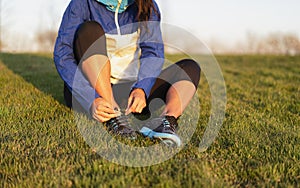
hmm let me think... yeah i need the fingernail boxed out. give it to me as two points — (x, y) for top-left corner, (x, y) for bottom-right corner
(113, 107), (121, 116)
(125, 109), (130, 115)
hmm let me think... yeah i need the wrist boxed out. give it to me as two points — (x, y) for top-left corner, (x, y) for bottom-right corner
(90, 97), (101, 115)
(132, 87), (145, 94)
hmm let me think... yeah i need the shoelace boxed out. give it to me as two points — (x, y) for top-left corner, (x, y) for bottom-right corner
(108, 114), (134, 134)
(162, 117), (176, 132)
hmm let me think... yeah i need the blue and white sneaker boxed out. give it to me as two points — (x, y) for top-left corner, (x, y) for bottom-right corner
(139, 116), (181, 147)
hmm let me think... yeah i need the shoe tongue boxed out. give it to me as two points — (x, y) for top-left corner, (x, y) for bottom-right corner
(165, 116), (177, 124)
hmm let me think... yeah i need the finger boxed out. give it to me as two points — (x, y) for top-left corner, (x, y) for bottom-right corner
(94, 104), (118, 117)
(125, 108), (132, 116)
(129, 98), (140, 113)
(97, 100), (114, 111)
(93, 110), (118, 123)
(96, 106), (119, 118)
(97, 105), (116, 115)
(126, 95), (134, 110)
(95, 99), (117, 114)
(125, 96), (134, 115)
(98, 111), (118, 119)
(93, 113), (108, 123)
(135, 101), (146, 113)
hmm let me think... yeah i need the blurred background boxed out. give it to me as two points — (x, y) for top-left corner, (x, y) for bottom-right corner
(1, 0), (300, 55)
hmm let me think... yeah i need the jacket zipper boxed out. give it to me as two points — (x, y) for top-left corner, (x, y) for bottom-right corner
(115, 0), (122, 35)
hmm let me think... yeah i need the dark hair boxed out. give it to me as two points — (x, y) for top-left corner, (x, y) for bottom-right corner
(135, 0), (159, 22)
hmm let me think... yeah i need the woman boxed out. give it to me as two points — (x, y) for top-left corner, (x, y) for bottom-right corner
(54, 0), (200, 146)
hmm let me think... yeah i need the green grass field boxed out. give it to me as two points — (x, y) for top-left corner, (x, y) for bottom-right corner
(0, 53), (299, 187)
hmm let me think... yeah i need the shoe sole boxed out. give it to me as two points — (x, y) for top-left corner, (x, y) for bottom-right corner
(139, 127), (182, 147)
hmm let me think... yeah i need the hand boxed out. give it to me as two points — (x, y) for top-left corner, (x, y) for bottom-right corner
(91, 97), (120, 123)
(125, 88), (146, 115)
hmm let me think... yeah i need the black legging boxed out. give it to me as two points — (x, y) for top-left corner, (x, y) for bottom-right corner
(64, 21), (201, 113)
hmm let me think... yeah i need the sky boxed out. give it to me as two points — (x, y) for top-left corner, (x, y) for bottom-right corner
(2, 0), (300, 52)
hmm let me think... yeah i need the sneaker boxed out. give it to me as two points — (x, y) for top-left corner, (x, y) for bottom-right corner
(139, 116), (181, 147)
(104, 113), (137, 140)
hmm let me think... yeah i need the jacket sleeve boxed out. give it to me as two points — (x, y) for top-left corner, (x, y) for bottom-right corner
(132, 1), (165, 98)
(53, 0), (97, 112)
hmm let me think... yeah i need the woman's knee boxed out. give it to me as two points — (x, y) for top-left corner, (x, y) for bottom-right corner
(76, 21), (105, 38)
(176, 59), (201, 87)
(74, 21), (107, 63)
(176, 59), (201, 74)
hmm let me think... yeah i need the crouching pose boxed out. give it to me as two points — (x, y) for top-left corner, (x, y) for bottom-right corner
(54, 0), (200, 146)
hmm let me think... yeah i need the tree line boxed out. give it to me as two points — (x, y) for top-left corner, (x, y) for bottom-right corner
(245, 32), (300, 55)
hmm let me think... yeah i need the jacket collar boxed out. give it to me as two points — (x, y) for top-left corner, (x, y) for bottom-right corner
(95, 0), (135, 13)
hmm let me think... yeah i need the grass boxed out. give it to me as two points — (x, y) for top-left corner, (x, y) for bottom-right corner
(0, 53), (299, 187)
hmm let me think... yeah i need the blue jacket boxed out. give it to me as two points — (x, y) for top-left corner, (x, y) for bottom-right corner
(53, 0), (164, 112)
